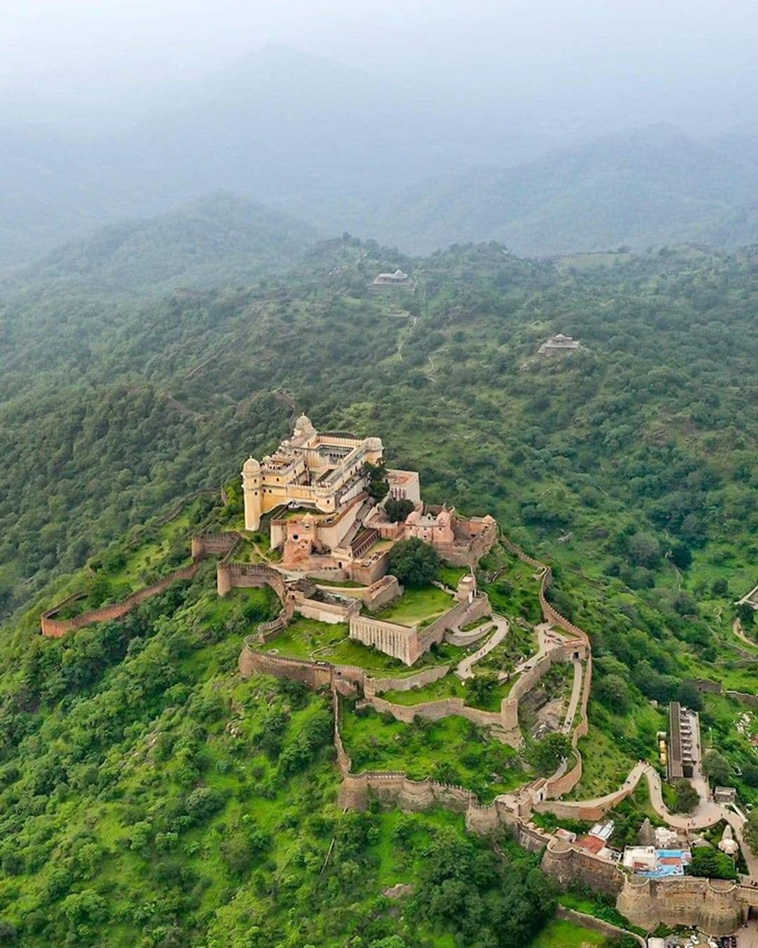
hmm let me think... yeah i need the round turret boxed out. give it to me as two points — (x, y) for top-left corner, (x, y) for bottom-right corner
(243, 456), (260, 474)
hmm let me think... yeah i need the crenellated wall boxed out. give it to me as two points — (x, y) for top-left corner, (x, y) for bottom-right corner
(541, 837), (625, 897)
(41, 564), (199, 637)
(217, 562), (288, 600)
(363, 664), (450, 697)
(316, 575), (402, 610)
(337, 770), (476, 812)
(191, 531), (241, 561)
(362, 694), (507, 735)
(617, 874), (746, 936)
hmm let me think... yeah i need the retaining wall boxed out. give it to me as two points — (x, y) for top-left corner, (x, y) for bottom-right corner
(364, 664), (450, 697)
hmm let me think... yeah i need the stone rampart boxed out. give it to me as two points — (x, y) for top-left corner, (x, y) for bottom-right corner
(417, 593), (488, 653)
(364, 664), (450, 697)
(363, 694), (504, 733)
(238, 641), (334, 689)
(292, 596), (359, 625)
(555, 907), (646, 948)
(500, 651), (556, 730)
(41, 564), (198, 637)
(316, 575), (402, 610)
(445, 622), (494, 646)
(726, 690), (758, 707)
(617, 874), (745, 936)
(499, 534), (546, 571)
(217, 562), (287, 601)
(541, 837), (625, 897)
(191, 532), (241, 560)
(338, 771), (476, 812)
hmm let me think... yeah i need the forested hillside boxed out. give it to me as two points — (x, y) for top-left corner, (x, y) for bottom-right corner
(369, 126), (758, 254)
(3, 230), (758, 944)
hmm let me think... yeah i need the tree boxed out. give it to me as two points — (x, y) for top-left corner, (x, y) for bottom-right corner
(364, 461), (389, 502)
(385, 498), (415, 523)
(687, 845), (737, 880)
(387, 538), (441, 588)
(742, 810), (758, 857)
(530, 733), (573, 775)
(742, 762), (758, 788)
(671, 779), (699, 814)
(467, 673), (498, 709)
(737, 602), (755, 627)
(594, 673), (631, 714)
(702, 750), (731, 787)
(676, 680), (703, 712)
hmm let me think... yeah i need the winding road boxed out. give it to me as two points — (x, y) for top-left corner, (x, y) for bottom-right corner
(455, 616), (509, 680)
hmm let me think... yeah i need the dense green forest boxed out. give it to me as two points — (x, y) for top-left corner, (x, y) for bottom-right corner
(3, 218), (758, 944)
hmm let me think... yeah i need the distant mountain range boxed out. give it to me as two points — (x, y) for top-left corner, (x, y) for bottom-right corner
(3, 46), (758, 268)
(365, 124), (758, 254)
(7, 193), (319, 296)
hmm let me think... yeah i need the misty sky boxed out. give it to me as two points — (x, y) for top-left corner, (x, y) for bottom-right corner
(3, 0), (758, 131)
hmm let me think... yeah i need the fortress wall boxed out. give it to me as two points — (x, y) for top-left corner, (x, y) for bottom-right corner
(364, 664), (450, 697)
(153, 487), (220, 528)
(316, 575), (402, 610)
(541, 838), (625, 897)
(617, 875), (745, 936)
(333, 688), (352, 776)
(237, 642), (333, 688)
(41, 564), (198, 637)
(726, 690), (758, 707)
(191, 532), (240, 560)
(499, 534), (546, 571)
(364, 695), (503, 732)
(544, 750), (583, 799)
(540, 569), (590, 646)
(217, 562), (287, 601)
(555, 907), (646, 948)
(338, 771), (475, 812)
(292, 597), (357, 625)
(500, 651), (556, 731)
(416, 594), (487, 653)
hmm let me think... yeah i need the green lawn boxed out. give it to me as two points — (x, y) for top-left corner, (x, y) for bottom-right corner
(528, 918), (606, 948)
(439, 565), (468, 588)
(371, 585), (453, 627)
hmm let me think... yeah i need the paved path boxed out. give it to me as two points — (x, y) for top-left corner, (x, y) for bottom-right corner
(456, 616), (509, 680)
(561, 659), (584, 733)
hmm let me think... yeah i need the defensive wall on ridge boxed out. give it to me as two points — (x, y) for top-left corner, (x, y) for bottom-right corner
(40, 564), (199, 637)
(41, 521), (232, 637)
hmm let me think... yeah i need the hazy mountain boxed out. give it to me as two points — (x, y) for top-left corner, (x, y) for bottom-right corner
(6, 193), (320, 296)
(4, 50), (758, 269)
(365, 125), (758, 254)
